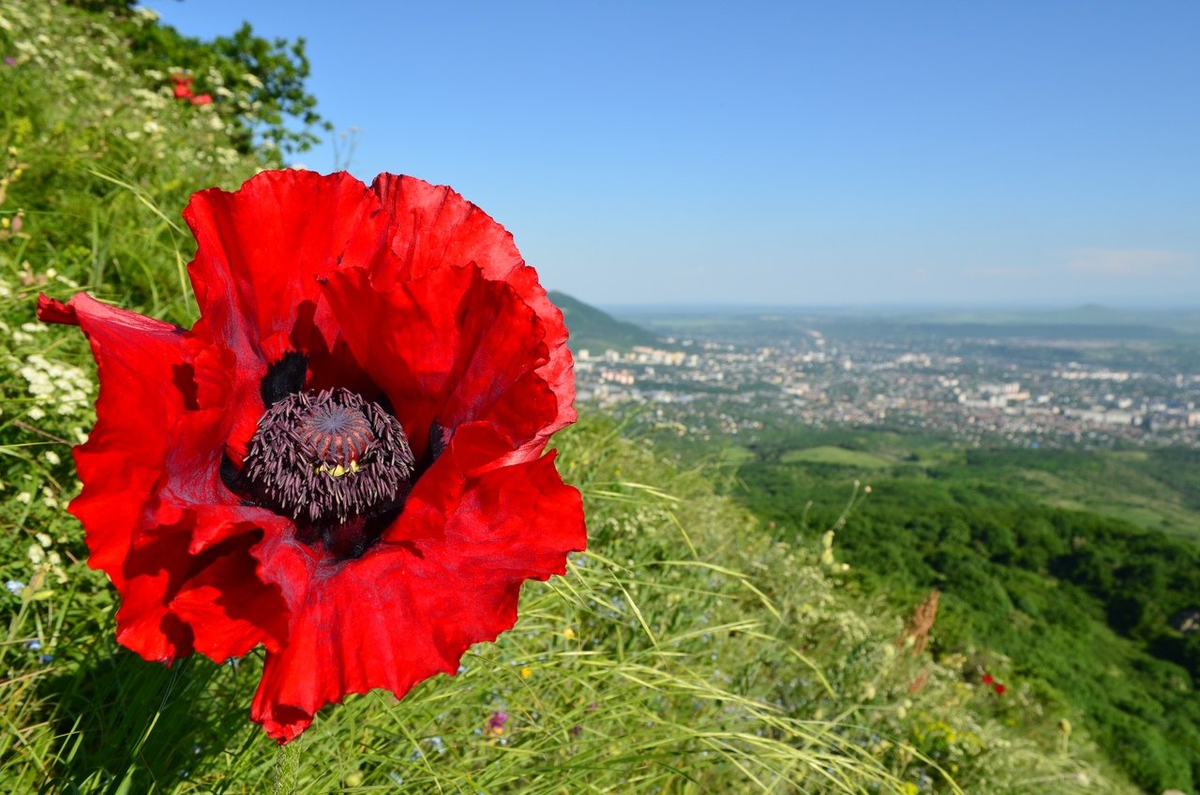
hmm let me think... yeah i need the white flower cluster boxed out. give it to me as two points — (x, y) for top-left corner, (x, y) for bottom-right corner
(26, 530), (68, 585)
(0, 0), (254, 172)
(0, 268), (93, 449)
(17, 354), (93, 422)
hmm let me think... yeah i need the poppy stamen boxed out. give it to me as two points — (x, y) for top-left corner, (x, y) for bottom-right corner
(298, 402), (374, 466)
(243, 388), (414, 527)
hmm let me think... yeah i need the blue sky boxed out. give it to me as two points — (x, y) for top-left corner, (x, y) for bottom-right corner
(141, 1), (1200, 308)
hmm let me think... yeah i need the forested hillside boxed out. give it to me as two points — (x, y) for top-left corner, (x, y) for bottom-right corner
(733, 429), (1200, 792)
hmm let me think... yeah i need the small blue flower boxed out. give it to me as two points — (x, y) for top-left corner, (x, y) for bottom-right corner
(24, 639), (42, 651)
(37, 654), (54, 665)
(5, 580), (24, 595)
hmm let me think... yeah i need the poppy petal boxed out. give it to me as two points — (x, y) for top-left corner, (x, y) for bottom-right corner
(184, 169), (391, 363)
(36, 293), (188, 583)
(322, 264), (559, 463)
(170, 533), (289, 660)
(37, 292), (288, 661)
(370, 174), (576, 444)
(36, 293), (199, 658)
(250, 431), (585, 741)
(183, 170), (392, 460)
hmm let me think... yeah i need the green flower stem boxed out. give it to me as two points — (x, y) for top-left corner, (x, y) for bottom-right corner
(271, 738), (302, 795)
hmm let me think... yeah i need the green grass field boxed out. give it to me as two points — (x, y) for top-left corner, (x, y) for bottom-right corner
(780, 446), (894, 469)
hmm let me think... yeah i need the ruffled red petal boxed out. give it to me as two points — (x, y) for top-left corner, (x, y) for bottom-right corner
(250, 429), (585, 741)
(37, 293), (288, 663)
(170, 534), (288, 659)
(37, 293), (191, 641)
(322, 263), (559, 464)
(370, 174), (576, 446)
(183, 169), (391, 460)
(184, 170), (390, 362)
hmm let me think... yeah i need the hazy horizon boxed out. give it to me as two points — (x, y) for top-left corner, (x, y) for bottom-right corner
(590, 298), (1200, 315)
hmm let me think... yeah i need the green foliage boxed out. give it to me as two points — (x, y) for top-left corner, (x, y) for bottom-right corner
(1137, 447), (1200, 511)
(733, 431), (1200, 793)
(126, 19), (328, 156)
(67, 0), (329, 155)
(0, 0), (275, 326)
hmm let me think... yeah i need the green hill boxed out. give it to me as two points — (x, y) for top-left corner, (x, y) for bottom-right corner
(548, 290), (663, 352)
(731, 428), (1200, 793)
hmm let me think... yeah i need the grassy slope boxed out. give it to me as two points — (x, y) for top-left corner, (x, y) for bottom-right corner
(0, 3), (1136, 793)
(728, 430), (1199, 793)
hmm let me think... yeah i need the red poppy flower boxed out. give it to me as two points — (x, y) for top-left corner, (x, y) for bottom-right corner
(189, 93), (213, 106)
(981, 673), (994, 685)
(994, 683), (1007, 695)
(37, 170), (586, 742)
(172, 74), (194, 99)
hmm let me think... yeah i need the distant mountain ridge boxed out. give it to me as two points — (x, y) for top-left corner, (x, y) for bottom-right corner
(549, 291), (663, 352)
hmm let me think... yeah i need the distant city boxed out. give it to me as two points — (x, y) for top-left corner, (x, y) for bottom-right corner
(566, 304), (1200, 450)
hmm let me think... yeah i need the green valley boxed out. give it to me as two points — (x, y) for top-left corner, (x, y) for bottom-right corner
(721, 428), (1200, 792)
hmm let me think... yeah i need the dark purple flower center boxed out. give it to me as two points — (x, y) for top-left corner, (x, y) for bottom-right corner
(242, 388), (414, 527)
